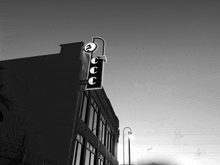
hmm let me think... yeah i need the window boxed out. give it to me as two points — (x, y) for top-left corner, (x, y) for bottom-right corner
(85, 142), (96, 165)
(79, 90), (89, 122)
(72, 134), (84, 165)
(106, 125), (111, 151)
(99, 114), (106, 144)
(88, 98), (99, 135)
(111, 134), (115, 155)
(106, 159), (111, 165)
(98, 153), (105, 165)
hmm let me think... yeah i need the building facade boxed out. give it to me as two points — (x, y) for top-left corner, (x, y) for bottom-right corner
(0, 42), (119, 165)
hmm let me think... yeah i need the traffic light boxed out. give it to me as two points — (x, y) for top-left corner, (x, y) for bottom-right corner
(85, 55), (104, 90)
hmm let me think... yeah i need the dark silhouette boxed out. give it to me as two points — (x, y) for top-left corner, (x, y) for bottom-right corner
(0, 84), (13, 122)
(0, 66), (17, 122)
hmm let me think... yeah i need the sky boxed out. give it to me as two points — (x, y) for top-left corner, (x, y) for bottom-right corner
(1, 1), (220, 164)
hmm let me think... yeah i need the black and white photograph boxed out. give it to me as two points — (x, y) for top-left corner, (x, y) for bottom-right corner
(1, 1), (220, 165)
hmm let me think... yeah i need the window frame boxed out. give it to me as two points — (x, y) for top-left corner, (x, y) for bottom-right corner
(99, 114), (106, 144)
(98, 153), (105, 165)
(111, 133), (115, 155)
(106, 125), (111, 151)
(79, 90), (89, 122)
(88, 98), (99, 136)
(105, 159), (111, 165)
(85, 142), (96, 165)
(72, 133), (84, 165)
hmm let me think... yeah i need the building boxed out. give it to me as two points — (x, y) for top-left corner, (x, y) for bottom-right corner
(0, 42), (119, 165)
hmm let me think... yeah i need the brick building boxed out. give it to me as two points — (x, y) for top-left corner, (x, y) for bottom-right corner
(0, 42), (119, 165)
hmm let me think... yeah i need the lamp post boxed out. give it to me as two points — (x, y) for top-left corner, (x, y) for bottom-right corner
(128, 131), (132, 165)
(123, 127), (132, 165)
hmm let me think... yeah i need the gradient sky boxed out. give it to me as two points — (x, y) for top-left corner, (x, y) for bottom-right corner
(1, 1), (220, 165)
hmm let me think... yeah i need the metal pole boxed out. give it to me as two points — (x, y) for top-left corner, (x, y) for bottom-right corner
(128, 136), (131, 165)
(123, 127), (132, 165)
(123, 129), (125, 165)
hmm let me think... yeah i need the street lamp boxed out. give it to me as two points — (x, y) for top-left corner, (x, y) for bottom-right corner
(128, 131), (132, 165)
(123, 127), (133, 165)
